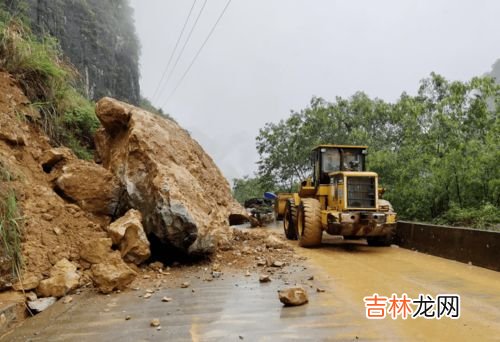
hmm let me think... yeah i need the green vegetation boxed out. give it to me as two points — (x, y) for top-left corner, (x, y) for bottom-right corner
(0, 9), (99, 159)
(0, 168), (23, 276)
(243, 73), (500, 230)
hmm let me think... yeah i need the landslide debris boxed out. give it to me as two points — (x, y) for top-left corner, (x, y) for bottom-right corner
(0, 70), (253, 312)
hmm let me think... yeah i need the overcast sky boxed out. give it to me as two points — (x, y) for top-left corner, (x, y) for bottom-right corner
(130, 0), (500, 182)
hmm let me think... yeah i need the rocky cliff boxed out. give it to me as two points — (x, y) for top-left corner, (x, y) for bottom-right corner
(4, 0), (140, 105)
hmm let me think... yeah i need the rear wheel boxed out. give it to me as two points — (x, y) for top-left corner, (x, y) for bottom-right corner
(283, 199), (298, 240)
(297, 198), (322, 247)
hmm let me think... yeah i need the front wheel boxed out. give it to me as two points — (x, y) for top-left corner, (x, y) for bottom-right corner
(297, 198), (322, 247)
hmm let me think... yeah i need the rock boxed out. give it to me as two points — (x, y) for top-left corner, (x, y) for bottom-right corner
(212, 272), (222, 279)
(90, 252), (137, 294)
(316, 288), (325, 293)
(308, 276), (314, 281)
(55, 160), (122, 216)
(149, 261), (164, 272)
(25, 292), (37, 302)
(150, 318), (160, 327)
(180, 282), (190, 288)
(107, 209), (150, 265)
(278, 287), (309, 306)
(94, 97), (249, 254)
(256, 260), (266, 267)
(245, 270), (251, 277)
(125, 315), (131, 320)
(12, 273), (40, 291)
(143, 293), (152, 299)
(62, 296), (73, 304)
(259, 275), (271, 283)
(161, 297), (172, 302)
(39, 147), (74, 173)
(37, 259), (80, 298)
(80, 238), (113, 264)
(53, 227), (63, 236)
(272, 261), (285, 268)
(28, 297), (57, 313)
(265, 235), (286, 249)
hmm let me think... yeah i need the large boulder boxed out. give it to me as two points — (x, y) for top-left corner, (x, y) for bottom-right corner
(90, 252), (137, 294)
(37, 259), (80, 298)
(108, 209), (150, 264)
(94, 97), (248, 254)
(55, 160), (121, 216)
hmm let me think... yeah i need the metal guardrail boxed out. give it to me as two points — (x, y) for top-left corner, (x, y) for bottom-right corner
(395, 221), (500, 272)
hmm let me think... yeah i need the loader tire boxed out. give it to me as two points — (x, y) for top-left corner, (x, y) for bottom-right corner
(283, 199), (298, 240)
(297, 198), (322, 247)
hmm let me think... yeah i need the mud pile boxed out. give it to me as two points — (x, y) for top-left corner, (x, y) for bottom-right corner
(0, 72), (247, 301)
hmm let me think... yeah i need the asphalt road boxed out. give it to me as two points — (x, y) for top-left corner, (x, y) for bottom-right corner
(3, 231), (500, 341)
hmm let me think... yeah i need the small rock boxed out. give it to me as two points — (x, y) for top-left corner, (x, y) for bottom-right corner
(144, 293), (152, 299)
(28, 297), (57, 313)
(156, 326), (161, 331)
(125, 315), (131, 320)
(150, 318), (160, 327)
(278, 287), (308, 306)
(53, 227), (63, 236)
(146, 289), (154, 293)
(245, 270), (251, 277)
(149, 261), (164, 272)
(180, 282), (190, 288)
(256, 260), (266, 267)
(316, 288), (325, 293)
(259, 275), (271, 283)
(272, 261), (284, 268)
(143, 275), (151, 279)
(161, 297), (172, 302)
(212, 272), (222, 278)
(41, 213), (54, 221)
(308, 276), (314, 281)
(62, 296), (73, 304)
(25, 291), (37, 302)
(212, 263), (221, 272)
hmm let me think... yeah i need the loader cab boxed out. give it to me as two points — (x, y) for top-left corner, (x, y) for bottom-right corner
(312, 145), (368, 186)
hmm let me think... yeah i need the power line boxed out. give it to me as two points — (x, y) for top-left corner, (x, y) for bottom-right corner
(151, 0), (198, 102)
(155, 0), (209, 102)
(161, 0), (233, 107)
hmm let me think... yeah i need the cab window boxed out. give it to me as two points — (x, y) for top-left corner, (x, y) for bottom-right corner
(322, 149), (340, 173)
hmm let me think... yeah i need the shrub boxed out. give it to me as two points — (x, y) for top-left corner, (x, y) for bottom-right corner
(0, 188), (23, 277)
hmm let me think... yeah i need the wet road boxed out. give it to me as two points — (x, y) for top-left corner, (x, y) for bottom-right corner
(3, 231), (500, 341)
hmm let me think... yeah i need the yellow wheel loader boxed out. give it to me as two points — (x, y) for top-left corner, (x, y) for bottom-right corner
(276, 145), (397, 247)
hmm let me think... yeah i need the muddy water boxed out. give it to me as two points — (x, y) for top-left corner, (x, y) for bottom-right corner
(295, 234), (500, 341)
(2, 226), (500, 341)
